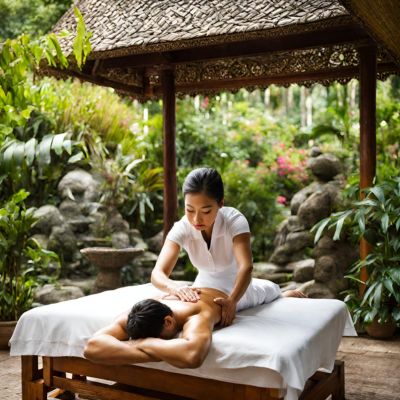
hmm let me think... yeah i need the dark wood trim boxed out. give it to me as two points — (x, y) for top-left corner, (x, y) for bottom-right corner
(100, 23), (369, 70)
(41, 62), (398, 99)
(152, 63), (396, 95)
(358, 45), (377, 293)
(41, 66), (143, 96)
(161, 69), (178, 241)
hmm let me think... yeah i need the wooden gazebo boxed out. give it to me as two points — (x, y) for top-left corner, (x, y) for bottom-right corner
(46, 0), (400, 244)
(23, 2), (400, 400)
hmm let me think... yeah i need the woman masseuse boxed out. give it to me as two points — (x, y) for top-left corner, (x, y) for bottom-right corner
(151, 167), (304, 327)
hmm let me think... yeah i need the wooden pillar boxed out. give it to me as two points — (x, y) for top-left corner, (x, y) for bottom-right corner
(161, 69), (177, 241)
(358, 45), (377, 295)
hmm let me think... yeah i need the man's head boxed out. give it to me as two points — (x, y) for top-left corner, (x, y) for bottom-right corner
(127, 299), (178, 340)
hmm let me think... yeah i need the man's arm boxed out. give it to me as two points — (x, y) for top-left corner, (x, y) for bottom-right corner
(83, 316), (160, 365)
(136, 313), (212, 369)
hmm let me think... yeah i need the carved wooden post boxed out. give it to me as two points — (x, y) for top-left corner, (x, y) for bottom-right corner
(359, 45), (377, 295)
(161, 68), (178, 241)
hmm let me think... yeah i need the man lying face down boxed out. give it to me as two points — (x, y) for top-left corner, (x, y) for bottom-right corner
(83, 285), (305, 369)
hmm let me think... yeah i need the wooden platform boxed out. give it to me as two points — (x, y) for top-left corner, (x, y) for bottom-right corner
(1, 336), (399, 400)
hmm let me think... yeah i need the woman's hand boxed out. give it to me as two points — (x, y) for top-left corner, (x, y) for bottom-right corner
(170, 285), (201, 302)
(214, 297), (237, 326)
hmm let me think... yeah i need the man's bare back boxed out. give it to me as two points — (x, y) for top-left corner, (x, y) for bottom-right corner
(156, 287), (227, 328)
(83, 288), (228, 369)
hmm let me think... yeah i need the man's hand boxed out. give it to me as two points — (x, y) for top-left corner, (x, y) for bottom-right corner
(282, 289), (307, 298)
(170, 285), (201, 302)
(214, 297), (237, 326)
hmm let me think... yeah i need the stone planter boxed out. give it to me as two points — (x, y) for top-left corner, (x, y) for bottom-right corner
(365, 317), (397, 339)
(80, 247), (144, 293)
(0, 320), (17, 350)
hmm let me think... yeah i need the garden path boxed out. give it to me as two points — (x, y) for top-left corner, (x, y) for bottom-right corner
(0, 336), (399, 400)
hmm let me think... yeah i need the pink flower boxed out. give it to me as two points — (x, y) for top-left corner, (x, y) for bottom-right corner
(277, 195), (287, 205)
(277, 156), (285, 165)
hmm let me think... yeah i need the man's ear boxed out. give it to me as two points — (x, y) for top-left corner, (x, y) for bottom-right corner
(164, 315), (174, 328)
(219, 198), (224, 208)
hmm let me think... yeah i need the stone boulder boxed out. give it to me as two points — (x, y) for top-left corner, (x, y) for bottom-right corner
(290, 182), (322, 215)
(58, 169), (99, 202)
(59, 199), (82, 219)
(314, 255), (336, 283)
(107, 211), (130, 233)
(273, 220), (289, 247)
(290, 259), (315, 283)
(307, 153), (342, 182)
(297, 191), (332, 229)
(48, 225), (77, 262)
(309, 146), (323, 157)
(312, 236), (359, 272)
(130, 229), (149, 251)
(112, 232), (131, 249)
(286, 216), (306, 233)
(269, 243), (305, 265)
(252, 262), (280, 278)
(260, 272), (292, 284)
(269, 244), (292, 265)
(33, 205), (64, 235)
(285, 231), (313, 252)
(133, 251), (158, 269)
(146, 230), (164, 253)
(297, 280), (335, 299)
(34, 284), (84, 304)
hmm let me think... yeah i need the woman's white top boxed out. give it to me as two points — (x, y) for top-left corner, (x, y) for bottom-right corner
(167, 206), (282, 306)
(166, 206), (251, 295)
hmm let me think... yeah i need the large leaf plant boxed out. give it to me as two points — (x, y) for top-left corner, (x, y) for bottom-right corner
(0, 190), (59, 321)
(312, 177), (400, 328)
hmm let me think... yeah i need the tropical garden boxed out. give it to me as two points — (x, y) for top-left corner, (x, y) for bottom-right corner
(1, 0), (399, 338)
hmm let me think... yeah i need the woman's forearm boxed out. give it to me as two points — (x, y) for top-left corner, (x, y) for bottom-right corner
(228, 264), (253, 303)
(151, 268), (175, 293)
(151, 240), (181, 294)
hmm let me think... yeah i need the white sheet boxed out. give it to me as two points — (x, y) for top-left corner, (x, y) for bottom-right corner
(10, 283), (356, 400)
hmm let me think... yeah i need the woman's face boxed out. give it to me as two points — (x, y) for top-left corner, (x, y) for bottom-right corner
(184, 192), (223, 233)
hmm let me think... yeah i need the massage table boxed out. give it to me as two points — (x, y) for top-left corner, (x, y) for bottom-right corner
(10, 283), (356, 400)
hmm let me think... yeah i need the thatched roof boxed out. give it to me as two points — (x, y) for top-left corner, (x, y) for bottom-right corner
(54, 0), (348, 57)
(45, 0), (399, 99)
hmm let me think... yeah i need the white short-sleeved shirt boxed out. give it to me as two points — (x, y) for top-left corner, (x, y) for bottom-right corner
(166, 206), (250, 294)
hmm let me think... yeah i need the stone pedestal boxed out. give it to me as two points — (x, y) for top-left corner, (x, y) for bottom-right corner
(80, 247), (144, 293)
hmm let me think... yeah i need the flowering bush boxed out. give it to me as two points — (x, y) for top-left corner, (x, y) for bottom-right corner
(223, 160), (283, 260)
(267, 143), (310, 201)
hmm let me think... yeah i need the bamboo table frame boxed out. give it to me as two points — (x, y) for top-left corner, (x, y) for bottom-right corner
(21, 355), (345, 400)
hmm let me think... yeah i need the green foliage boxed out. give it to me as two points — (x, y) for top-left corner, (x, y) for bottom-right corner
(72, 6), (92, 69)
(0, 0), (72, 40)
(312, 177), (400, 327)
(0, 190), (60, 320)
(0, 126), (85, 203)
(89, 140), (163, 226)
(0, 9), (91, 205)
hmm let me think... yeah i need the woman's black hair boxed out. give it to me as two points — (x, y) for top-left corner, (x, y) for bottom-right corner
(127, 299), (173, 340)
(182, 167), (224, 203)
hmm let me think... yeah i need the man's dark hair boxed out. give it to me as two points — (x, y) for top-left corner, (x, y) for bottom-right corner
(183, 167), (224, 203)
(127, 299), (173, 340)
